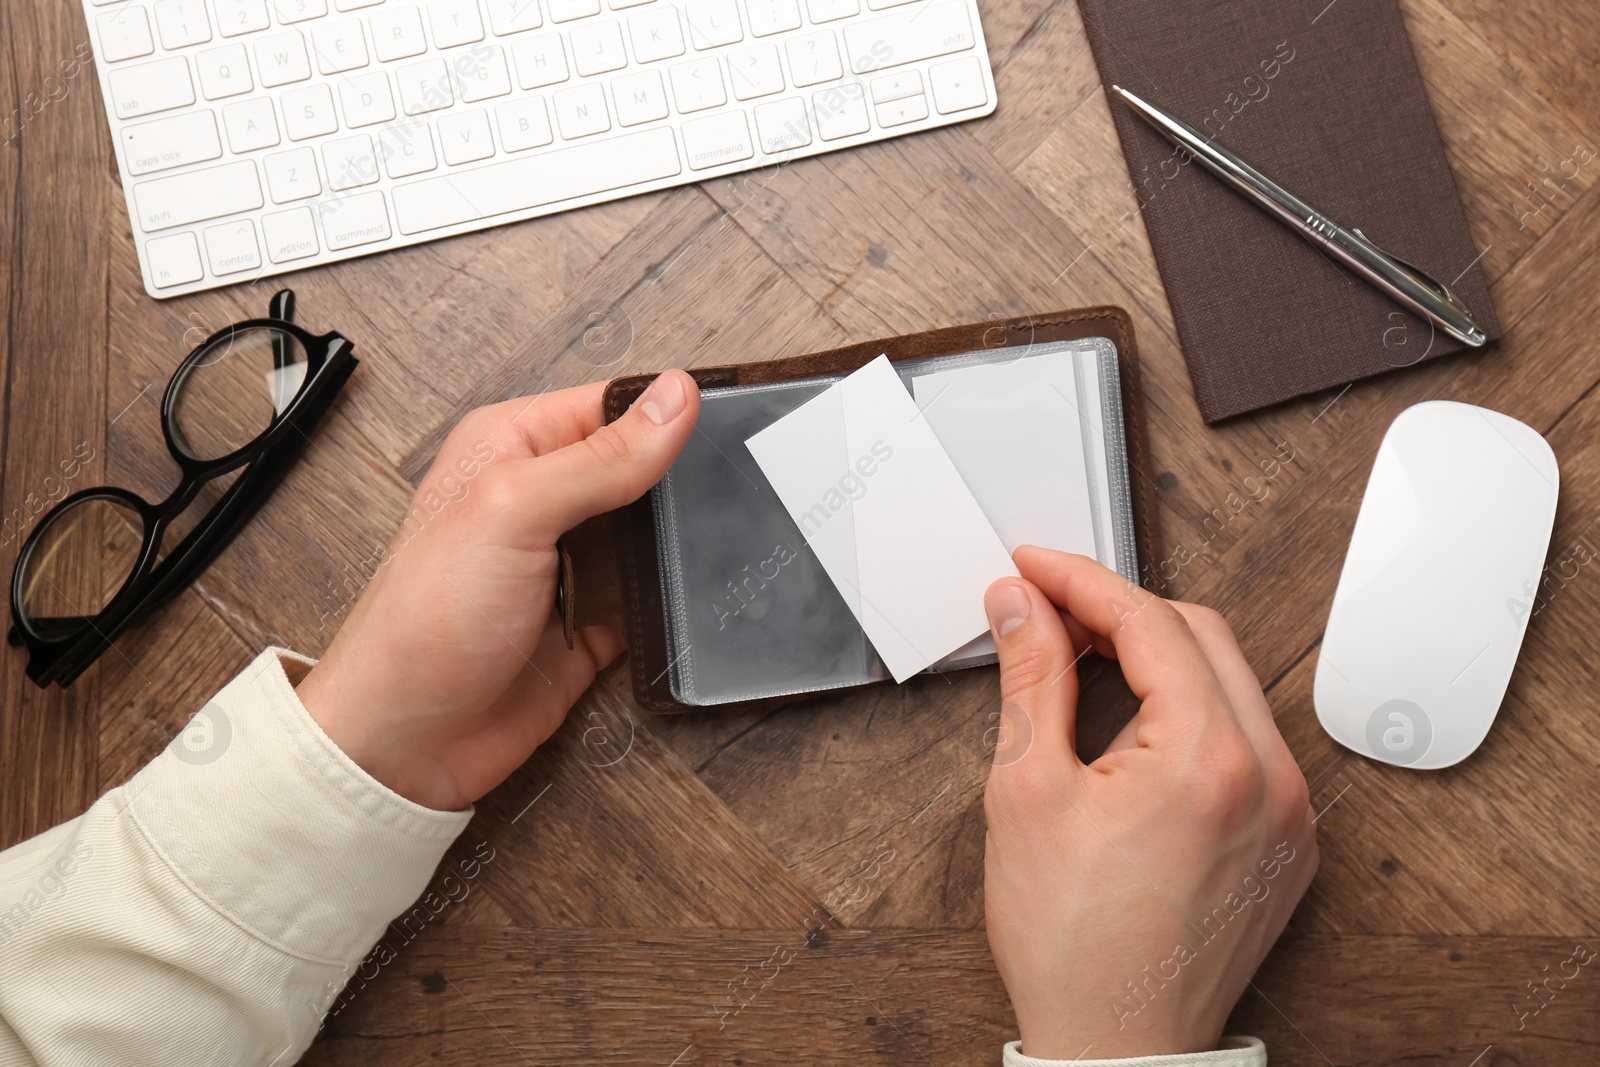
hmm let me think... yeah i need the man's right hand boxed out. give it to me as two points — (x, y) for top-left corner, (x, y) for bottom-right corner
(981, 548), (1318, 1060)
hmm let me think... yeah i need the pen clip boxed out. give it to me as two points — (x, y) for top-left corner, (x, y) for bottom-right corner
(1350, 228), (1485, 343)
(1351, 228), (1453, 302)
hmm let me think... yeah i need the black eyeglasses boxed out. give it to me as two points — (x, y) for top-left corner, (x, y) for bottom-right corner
(9, 290), (357, 687)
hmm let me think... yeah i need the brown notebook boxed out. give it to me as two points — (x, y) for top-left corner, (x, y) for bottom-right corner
(1077, 0), (1499, 422)
(557, 307), (1162, 712)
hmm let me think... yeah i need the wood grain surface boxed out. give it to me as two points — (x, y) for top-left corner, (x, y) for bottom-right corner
(4, 0), (1599, 1062)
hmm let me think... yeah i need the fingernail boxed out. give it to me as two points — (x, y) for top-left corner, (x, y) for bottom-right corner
(986, 581), (1031, 639)
(639, 372), (687, 425)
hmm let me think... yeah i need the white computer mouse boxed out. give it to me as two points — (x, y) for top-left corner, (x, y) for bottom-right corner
(1314, 400), (1558, 769)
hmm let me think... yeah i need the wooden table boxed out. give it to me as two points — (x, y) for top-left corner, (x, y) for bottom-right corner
(4, 0), (1599, 1062)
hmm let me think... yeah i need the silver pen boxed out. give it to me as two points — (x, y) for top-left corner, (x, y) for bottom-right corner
(1111, 85), (1487, 348)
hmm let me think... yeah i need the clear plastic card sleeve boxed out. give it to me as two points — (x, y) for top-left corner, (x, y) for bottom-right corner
(650, 337), (1138, 706)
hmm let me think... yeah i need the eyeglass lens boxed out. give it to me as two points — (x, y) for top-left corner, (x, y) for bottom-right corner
(170, 325), (309, 461)
(16, 495), (145, 637)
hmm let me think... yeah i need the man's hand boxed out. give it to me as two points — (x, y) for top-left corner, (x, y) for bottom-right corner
(295, 371), (699, 812)
(982, 548), (1317, 1059)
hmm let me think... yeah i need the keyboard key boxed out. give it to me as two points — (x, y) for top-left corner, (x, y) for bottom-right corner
(571, 21), (627, 77)
(336, 0), (385, 9)
(843, 2), (974, 74)
(628, 8), (684, 63)
(379, 122), (438, 175)
(554, 83), (610, 138)
(121, 110), (223, 175)
(744, 0), (798, 36)
(487, 0), (543, 34)
(428, 0), (486, 46)
(269, 0), (330, 22)
(511, 33), (569, 88)
(222, 97), (282, 151)
(865, 0), (918, 9)
(870, 69), (920, 103)
(754, 95), (808, 153)
(391, 126), (680, 232)
(460, 45), (513, 100)
(495, 96), (553, 150)
(282, 84), (339, 139)
(669, 56), (724, 112)
(319, 190), (393, 249)
(338, 71), (397, 126)
(726, 43), (781, 100)
(611, 69), (667, 126)
(682, 109), (752, 169)
(439, 109), (496, 163)
(133, 159), (263, 231)
(685, 0), (742, 48)
(145, 231), (205, 288)
(874, 92), (925, 126)
(812, 86), (867, 139)
(215, 0), (271, 37)
(785, 32), (840, 87)
(313, 20), (370, 73)
(397, 59), (454, 113)
(196, 44), (253, 99)
(929, 55), (985, 113)
(261, 206), (321, 262)
(264, 147), (323, 200)
(153, 0), (213, 49)
(805, 0), (857, 22)
(609, 0), (654, 9)
(324, 133), (380, 188)
(272, 0), (331, 22)
(255, 32), (313, 87)
(109, 56), (196, 119)
(548, 0), (601, 21)
(203, 219), (262, 274)
(371, 6), (429, 61)
(98, 8), (155, 62)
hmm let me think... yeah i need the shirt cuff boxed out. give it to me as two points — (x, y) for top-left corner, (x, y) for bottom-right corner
(122, 647), (475, 964)
(1003, 1037), (1266, 1067)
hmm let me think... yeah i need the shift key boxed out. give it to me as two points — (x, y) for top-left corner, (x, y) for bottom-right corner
(133, 160), (263, 232)
(843, 1), (974, 74)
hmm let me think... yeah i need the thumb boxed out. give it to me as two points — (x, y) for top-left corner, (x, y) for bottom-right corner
(520, 369), (700, 544)
(984, 577), (1082, 767)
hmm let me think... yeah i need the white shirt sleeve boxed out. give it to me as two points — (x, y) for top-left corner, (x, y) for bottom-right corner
(0, 648), (473, 1066)
(0, 645), (1266, 1067)
(1003, 1037), (1267, 1066)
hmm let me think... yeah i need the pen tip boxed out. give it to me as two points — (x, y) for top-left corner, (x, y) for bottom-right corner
(1110, 84), (1123, 94)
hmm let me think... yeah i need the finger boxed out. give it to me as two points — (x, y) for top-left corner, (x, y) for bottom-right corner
(1168, 602), (1291, 760)
(576, 623), (626, 670)
(984, 576), (1082, 766)
(515, 369), (700, 544)
(433, 382), (612, 476)
(1058, 608), (1114, 660)
(1012, 546), (1237, 741)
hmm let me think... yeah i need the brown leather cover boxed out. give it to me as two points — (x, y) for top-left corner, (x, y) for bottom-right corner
(558, 307), (1160, 712)
(1077, 0), (1499, 422)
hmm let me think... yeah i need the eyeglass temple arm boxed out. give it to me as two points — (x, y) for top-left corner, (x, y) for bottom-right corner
(138, 355), (356, 617)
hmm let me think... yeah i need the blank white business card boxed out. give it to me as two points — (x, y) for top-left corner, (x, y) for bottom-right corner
(911, 354), (1099, 663)
(911, 355), (1098, 555)
(746, 355), (1018, 682)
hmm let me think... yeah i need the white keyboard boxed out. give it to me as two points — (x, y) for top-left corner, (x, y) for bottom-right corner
(82, 0), (998, 298)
